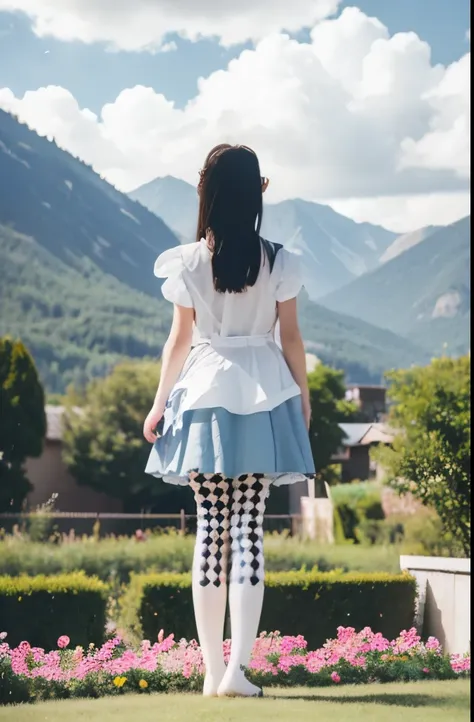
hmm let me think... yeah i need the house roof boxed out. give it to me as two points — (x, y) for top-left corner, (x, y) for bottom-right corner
(361, 424), (394, 445)
(339, 422), (393, 447)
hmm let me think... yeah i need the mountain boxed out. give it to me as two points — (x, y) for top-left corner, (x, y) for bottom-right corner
(0, 111), (428, 392)
(129, 175), (198, 244)
(0, 220), (426, 391)
(297, 293), (429, 383)
(0, 223), (172, 391)
(0, 109), (178, 389)
(380, 226), (439, 264)
(129, 176), (396, 298)
(320, 216), (470, 356)
(261, 199), (395, 298)
(0, 109), (178, 298)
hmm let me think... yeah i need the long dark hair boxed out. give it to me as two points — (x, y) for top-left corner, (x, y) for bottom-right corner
(196, 144), (264, 293)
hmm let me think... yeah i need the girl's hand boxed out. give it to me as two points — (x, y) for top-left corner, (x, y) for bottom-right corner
(143, 404), (164, 443)
(302, 395), (312, 431)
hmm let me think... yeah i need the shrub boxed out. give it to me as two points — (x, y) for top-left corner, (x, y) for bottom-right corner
(333, 507), (347, 544)
(376, 357), (470, 555)
(330, 481), (381, 506)
(353, 508), (465, 555)
(122, 571), (416, 650)
(0, 573), (108, 649)
(330, 483), (385, 542)
(26, 494), (59, 543)
(264, 571), (416, 649)
(336, 502), (360, 541)
(0, 533), (402, 583)
(357, 493), (385, 521)
(0, 337), (46, 512)
(398, 509), (466, 557)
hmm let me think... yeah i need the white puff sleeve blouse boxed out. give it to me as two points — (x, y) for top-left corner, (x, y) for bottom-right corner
(154, 246), (194, 308)
(274, 248), (304, 303)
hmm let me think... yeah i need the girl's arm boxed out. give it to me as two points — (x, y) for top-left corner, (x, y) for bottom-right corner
(143, 304), (194, 442)
(277, 298), (311, 429)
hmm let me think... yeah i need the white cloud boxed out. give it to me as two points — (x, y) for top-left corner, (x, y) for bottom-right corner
(161, 41), (177, 53)
(328, 192), (471, 233)
(0, 0), (340, 49)
(400, 53), (470, 179)
(0, 7), (470, 230)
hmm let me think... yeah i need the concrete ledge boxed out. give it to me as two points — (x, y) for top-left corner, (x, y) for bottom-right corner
(400, 555), (470, 574)
(400, 555), (470, 655)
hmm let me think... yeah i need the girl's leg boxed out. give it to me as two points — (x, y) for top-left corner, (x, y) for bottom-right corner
(190, 473), (231, 696)
(217, 474), (271, 698)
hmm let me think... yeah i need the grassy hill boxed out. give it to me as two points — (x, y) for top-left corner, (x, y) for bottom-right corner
(0, 109), (178, 297)
(0, 224), (172, 390)
(320, 216), (470, 356)
(0, 108), (178, 390)
(1, 221), (427, 390)
(297, 293), (429, 384)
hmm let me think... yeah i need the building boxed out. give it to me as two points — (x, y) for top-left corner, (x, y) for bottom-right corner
(345, 385), (387, 422)
(26, 406), (122, 513)
(332, 422), (394, 483)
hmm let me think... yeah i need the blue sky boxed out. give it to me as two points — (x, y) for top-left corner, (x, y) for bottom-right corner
(0, 0), (470, 112)
(0, 0), (470, 232)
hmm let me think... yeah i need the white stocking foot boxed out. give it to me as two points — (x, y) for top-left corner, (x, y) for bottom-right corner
(189, 474), (232, 699)
(203, 668), (227, 697)
(217, 475), (270, 699)
(217, 670), (263, 698)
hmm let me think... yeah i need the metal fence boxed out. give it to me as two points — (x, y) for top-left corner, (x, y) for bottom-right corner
(0, 512), (303, 538)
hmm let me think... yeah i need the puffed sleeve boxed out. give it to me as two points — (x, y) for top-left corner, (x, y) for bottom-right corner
(275, 248), (303, 302)
(154, 246), (194, 308)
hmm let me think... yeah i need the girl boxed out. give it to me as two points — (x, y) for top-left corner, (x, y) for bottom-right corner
(143, 144), (315, 698)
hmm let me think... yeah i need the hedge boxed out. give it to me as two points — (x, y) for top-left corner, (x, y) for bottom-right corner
(0, 573), (108, 649)
(330, 483), (385, 543)
(121, 570), (417, 650)
(0, 536), (402, 582)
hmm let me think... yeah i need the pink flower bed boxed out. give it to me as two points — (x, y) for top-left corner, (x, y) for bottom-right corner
(0, 627), (470, 703)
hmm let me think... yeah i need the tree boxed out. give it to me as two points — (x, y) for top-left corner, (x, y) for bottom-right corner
(307, 364), (358, 478)
(375, 356), (470, 555)
(63, 359), (176, 510)
(0, 337), (46, 511)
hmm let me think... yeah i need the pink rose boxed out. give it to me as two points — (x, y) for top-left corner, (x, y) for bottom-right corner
(57, 636), (70, 649)
(331, 672), (341, 683)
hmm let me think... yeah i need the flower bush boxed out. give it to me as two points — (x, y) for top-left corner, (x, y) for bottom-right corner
(0, 627), (470, 704)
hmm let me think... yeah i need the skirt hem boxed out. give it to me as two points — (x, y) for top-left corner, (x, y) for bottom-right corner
(145, 396), (316, 484)
(147, 471), (316, 487)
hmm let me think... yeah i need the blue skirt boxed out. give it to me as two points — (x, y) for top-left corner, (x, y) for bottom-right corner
(145, 394), (315, 486)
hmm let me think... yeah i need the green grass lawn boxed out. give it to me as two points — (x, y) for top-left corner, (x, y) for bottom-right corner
(1, 681), (469, 722)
